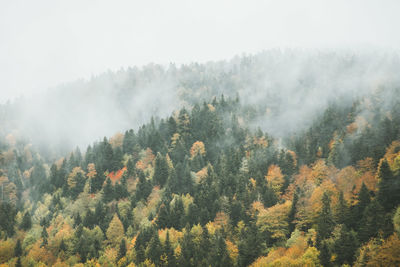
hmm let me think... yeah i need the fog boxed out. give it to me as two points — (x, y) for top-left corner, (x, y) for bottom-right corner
(1, 0), (400, 103)
(1, 1), (400, 157)
(1, 49), (400, 159)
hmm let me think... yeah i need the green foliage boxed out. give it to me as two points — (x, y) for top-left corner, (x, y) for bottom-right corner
(0, 202), (16, 237)
(153, 153), (169, 186)
(2, 87), (400, 266)
(317, 192), (334, 242)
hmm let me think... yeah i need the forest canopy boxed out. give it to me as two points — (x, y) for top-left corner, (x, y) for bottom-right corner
(1, 51), (400, 266)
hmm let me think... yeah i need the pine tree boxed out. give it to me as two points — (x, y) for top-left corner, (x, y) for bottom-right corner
(156, 203), (170, 228)
(41, 225), (48, 247)
(94, 200), (106, 229)
(288, 188), (298, 235)
(333, 225), (358, 266)
(127, 158), (135, 177)
(74, 213), (82, 227)
(153, 153), (169, 186)
(145, 231), (162, 266)
(335, 191), (348, 225)
(210, 231), (232, 267)
(103, 178), (114, 202)
(317, 192), (334, 243)
(170, 198), (185, 229)
(179, 224), (195, 267)
(238, 219), (263, 267)
(319, 241), (331, 267)
(20, 211), (32, 230)
(136, 170), (152, 201)
(164, 231), (176, 267)
(166, 167), (180, 194)
(14, 239), (22, 257)
(358, 200), (385, 243)
(187, 202), (200, 226)
(377, 159), (396, 211)
(83, 209), (96, 229)
(15, 257), (22, 267)
(118, 238), (127, 260)
(60, 239), (67, 252)
(350, 183), (370, 229)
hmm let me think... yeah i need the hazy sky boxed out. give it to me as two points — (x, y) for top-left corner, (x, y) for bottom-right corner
(0, 0), (399, 103)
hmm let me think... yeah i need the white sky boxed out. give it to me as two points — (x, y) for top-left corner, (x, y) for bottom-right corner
(0, 0), (399, 103)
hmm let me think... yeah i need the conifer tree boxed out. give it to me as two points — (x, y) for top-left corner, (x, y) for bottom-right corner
(156, 203), (170, 228)
(118, 238), (127, 260)
(103, 178), (114, 202)
(41, 225), (48, 247)
(377, 159), (396, 211)
(20, 211), (32, 230)
(317, 192), (334, 244)
(145, 231), (162, 266)
(319, 241), (331, 267)
(14, 239), (22, 257)
(333, 225), (358, 266)
(334, 192), (347, 225)
(164, 231), (176, 267)
(179, 224), (195, 267)
(153, 153), (169, 186)
(288, 188), (298, 235)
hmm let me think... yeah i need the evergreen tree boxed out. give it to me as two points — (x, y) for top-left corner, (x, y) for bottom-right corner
(41, 225), (48, 247)
(333, 225), (358, 266)
(145, 231), (162, 266)
(187, 202), (200, 226)
(127, 158), (135, 177)
(136, 170), (152, 201)
(358, 200), (385, 243)
(377, 159), (397, 211)
(153, 153), (169, 186)
(170, 198), (185, 229)
(238, 219), (263, 267)
(335, 191), (348, 225)
(20, 211), (32, 230)
(15, 257), (22, 267)
(0, 202), (16, 237)
(210, 231), (232, 267)
(179, 224), (195, 267)
(114, 182), (128, 200)
(94, 201), (106, 230)
(118, 238), (127, 260)
(197, 226), (211, 265)
(103, 178), (114, 202)
(319, 241), (331, 267)
(163, 231), (176, 267)
(166, 167), (180, 194)
(14, 239), (22, 257)
(156, 203), (170, 228)
(288, 188), (298, 235)
(60, 239), (67, 252)
(83, 209), (96, 229)
(317, 192), (334, 244)
(350, 183), (370, 229)
(112, 147), (124, 171)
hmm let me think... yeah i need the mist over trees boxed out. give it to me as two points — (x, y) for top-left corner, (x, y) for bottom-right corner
(1, 50), (400, 266)
(1, 49), (400, 159)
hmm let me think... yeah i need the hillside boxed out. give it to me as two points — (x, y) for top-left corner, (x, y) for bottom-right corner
(2, 50), (399, 159)
(1, 52), (400, 266)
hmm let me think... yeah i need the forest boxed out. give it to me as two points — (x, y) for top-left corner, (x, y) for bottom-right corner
(1, 52), (400, 266)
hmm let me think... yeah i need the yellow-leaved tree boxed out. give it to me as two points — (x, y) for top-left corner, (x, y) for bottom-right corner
(265, 164), (285, 196)
(106, 214), (124, 246)
(190, 141), (206, 159)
